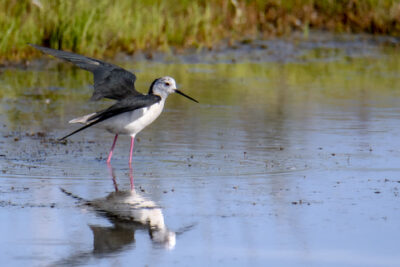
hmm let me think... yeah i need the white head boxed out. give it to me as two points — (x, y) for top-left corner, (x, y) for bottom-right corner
(149, 76), (198, 103)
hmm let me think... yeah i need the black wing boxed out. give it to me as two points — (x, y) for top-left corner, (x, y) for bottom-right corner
(59, 94), (161, 140)
(30, 44), (140, 101)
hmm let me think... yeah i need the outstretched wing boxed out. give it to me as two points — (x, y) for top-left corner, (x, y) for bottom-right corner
(30, 44), (140, 101)
(59, 94), (161, 140)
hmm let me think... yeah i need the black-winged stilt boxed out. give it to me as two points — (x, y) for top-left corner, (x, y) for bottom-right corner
(30, 44), (198, 164)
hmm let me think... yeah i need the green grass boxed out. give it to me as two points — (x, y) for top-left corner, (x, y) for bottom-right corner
(1, 0), (400, 62)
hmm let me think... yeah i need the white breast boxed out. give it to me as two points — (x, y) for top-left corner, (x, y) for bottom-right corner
(100, 100), (165, 137)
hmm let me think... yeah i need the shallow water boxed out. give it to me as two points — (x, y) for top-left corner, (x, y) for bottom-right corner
(1, 35), (400, 266)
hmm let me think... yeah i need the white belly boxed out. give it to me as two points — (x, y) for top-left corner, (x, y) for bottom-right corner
(100, 101), (165, 137)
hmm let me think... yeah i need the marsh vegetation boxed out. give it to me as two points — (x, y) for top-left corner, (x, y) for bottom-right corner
(2, 0), (400, 62)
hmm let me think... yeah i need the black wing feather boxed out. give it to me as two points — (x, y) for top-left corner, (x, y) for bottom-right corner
(59, 94), (161, 140)
(30, 44), (140, 101)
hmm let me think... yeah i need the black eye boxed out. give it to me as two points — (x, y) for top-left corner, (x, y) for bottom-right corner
(165, 82), (170, 86)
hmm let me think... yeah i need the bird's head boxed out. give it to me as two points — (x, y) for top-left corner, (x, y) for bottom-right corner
(149, 76), (198, 103)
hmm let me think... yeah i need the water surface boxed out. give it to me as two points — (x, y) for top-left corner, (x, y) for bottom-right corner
(0, 35), (400, 266)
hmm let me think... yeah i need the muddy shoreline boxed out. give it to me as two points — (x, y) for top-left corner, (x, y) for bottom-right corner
(2, 32), (400, 70)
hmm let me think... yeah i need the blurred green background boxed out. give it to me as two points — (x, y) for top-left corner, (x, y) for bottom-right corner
(1, 0), (400, 62)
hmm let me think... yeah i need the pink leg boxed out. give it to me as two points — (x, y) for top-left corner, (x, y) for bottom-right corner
(129, 137), (135, 165)
(129, 162), (134, 191)
(107, 134), (118, 163)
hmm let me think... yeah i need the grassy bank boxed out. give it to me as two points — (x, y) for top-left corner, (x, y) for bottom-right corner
(1, 0), (400, 63)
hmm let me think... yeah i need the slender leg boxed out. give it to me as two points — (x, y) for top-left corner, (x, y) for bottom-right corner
(129, 137), (135, 165)
(107, 134), (118, 163)
(129, 162), (134, 191)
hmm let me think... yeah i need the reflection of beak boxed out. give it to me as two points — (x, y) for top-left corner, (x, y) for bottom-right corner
(175, 89), (199, 103)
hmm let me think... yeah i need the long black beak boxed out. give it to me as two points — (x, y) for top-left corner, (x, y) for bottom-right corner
(175, 89), (199, 103)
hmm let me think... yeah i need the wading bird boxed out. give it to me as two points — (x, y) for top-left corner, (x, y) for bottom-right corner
(30, 44), (198, 164)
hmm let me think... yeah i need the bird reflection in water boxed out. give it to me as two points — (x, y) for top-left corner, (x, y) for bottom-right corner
(89, 163), (176, 251)
(55, 164), (176, 266)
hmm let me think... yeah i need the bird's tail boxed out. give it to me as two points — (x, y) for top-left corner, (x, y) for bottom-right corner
(59, 112), (103, 141)
(69, 112), (97, 124)
(58, 120), (99, 141)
